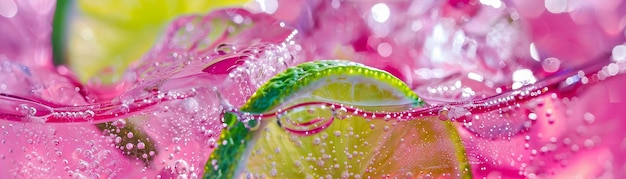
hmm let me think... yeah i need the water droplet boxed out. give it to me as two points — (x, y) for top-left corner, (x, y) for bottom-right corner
(542, 57), (561, 73)
(173, 137), (182, 144)
(137, 142), (146, 150)
(112, 119), (127, 128)
(173, 159), (189, 175)
(126, 143), (134, 150)
(0, 0), (18, 18)
(127, 132), (134, 138)
(120, 104), (130, 113)
(584, 139), (595, 149)
(215, 44), (236, 55)
(612, 45), (626, 61)
(270, 168), (277, 177)
(208, 138), (217, 149)
(177, 174), (188, 179)
(583, 112), (595, 124)
(377, 43), (393, 57)
(313, 137), (321, 145)
(439, 108), (449, 120)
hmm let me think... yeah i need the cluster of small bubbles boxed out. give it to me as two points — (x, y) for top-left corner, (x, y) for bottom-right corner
(18, 104), (37, 116)
(52, 111), (95, 121)
(207, 137), (217, 149)
(224, 43), (300, 102)
(111, 119), (127, 128)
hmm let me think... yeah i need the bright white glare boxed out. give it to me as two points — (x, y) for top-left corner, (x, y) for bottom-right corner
(513, 69), (536, 82)
(371, 3), (390, 23)
(529, 43), (540, 61)
(467, 72), (484, 82)
(480, 0), (502, 8)
(512, 69), (537, 89)
(433, 24), (446, 42)
(611, 45), (626, 61)
(256, 0), (278, 14)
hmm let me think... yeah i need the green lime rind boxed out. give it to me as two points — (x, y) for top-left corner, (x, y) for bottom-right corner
(242, 60), (423, 113)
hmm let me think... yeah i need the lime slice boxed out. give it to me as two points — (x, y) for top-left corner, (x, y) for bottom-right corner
(205, 60), (470, 178)
(61, 0), (248, 82)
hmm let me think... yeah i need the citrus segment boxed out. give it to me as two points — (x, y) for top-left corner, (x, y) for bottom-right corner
(204, 60), (470, 178)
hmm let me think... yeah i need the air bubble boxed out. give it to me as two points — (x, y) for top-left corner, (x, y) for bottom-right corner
(583, 112), (595, 124)
(215, 44), (236, 55)
(542, 57), (561, 73)
(173, 159), (189, 174)
(137, 142), (146, 150)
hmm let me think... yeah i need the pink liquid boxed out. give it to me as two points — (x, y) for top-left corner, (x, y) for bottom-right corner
(1, 0), (626, 178)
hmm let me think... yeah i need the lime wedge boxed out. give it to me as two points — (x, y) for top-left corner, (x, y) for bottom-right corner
(63, 0), (248, 82)
(205, 60), (470, 178)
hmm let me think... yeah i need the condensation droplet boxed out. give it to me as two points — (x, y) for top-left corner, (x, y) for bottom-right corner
(542, 57), (561, 73)
(137, 142), (146, 150)
(126, 143), (134, 150)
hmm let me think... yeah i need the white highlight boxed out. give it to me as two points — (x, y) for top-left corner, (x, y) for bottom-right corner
(480, 0), (503, 8)
(530, 43), (540, 61)
(255, 0), (278, 14)
(512, 69), (537, 89)
(371, 3), (390, 23)
(377, 43), (393, 57)
(612, 45), (626, 61)
(467, 72), (484, 82)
